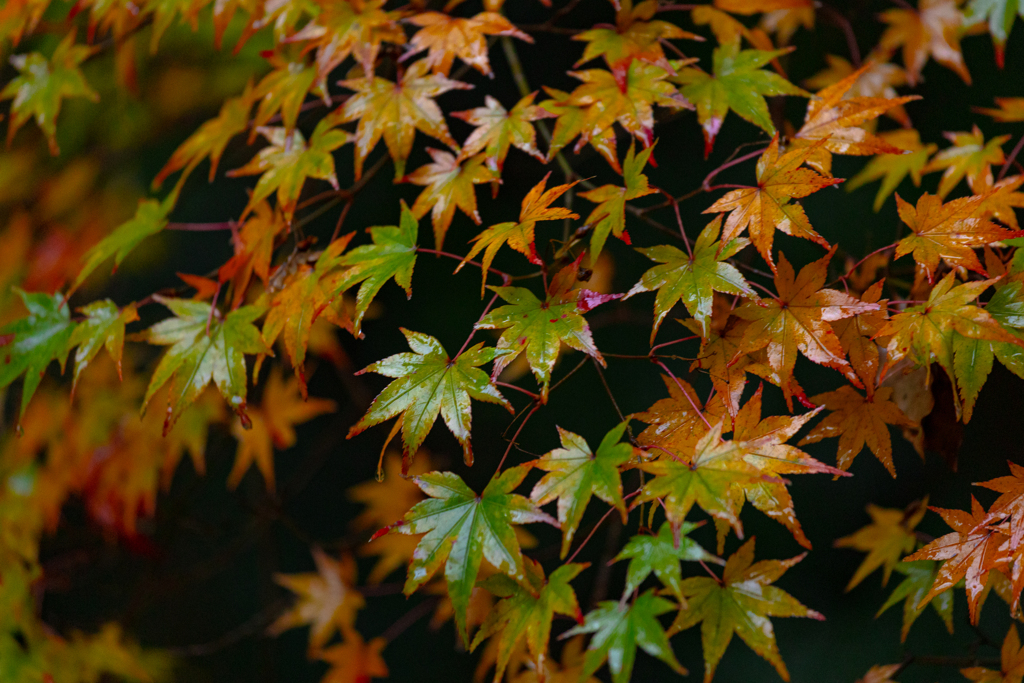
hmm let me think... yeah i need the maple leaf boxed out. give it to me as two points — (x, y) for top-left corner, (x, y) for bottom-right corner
(847, 129), (937, 211)
(635, 373), (729, 452)
(529, 422), (632, 557)
(878, 0), (971, 86)
(458, 174), (579, 294)
(833, 501), (928, 591)
(923, 126), (1010, 199)
(141, 296), (269, 433)
(0, 32), (99, 155)
(855, 664), (903, 683)
(452, 92), (549, 173)
(348, 453), (432, 583)
(613, 521), (721, 600)
(732, 249), (880, 407)
(800, 386), (913, 476)
(153, 79), (257, 188)
(683, 317), (760, 418)
(73, 192), (176, 291)
(406, 11), (532, 77)
(318, 628), (389, 683)
(804, 55), (910, 120)
(830, 280), (890, 393)
(964, 0), (1024, 67)
(880, 272), (1024, 379)
(636, 420), (762, 539)
(471, 560), (586, 682)
(405, 149), (497, 250)
(703, 135), (841, 272)
(68, 300), (138, 391)
(578, 143), (657, 259)
(0, 290), (76, 419)
(561, 59), (692, 149)
(573, 0), (701, 86)
(627, 215), (755, 340)
(671, 538), (823, 683)
(904, 497), (1011, 624)
(475, 257), (617, 400)
(962, 625), (1024, 683)
(329, 202), (418, 336)
(974, 172), (1024, 229)
(348, 329), (511, 468)
(728, 384), (839, 551)
(260, 235), (355, 395)
(336, 59), (472, 180)
(876, 560), (953, 642)
(671, 39), (808, 156)
(538, 86), (622, 173)
(285, 0), (405, 92)
(375, 466), (556, 644)
(218, 199), (289, 310)
(249, 54), (325, 139)
(975, 97), (1024, 122)
(228, 365), (335, 493)
(564, 589), (686, 683)
(977, 461), (1024, 547)
(952, 278), (1024, 422)
(268, 548), (365, 653)
(227, 120), (351, 224)
(0, 0), (48, 47)
(789, 62), (920, 176)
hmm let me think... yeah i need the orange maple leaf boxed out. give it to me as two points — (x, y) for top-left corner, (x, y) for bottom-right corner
(457, 173), (578, 294)
(878, 0), (970, 86)
(732, 249), (880, 408)
(269, 547), (365, 653)
(799, 385), (913, 476)
(405, 149), (497, 250)
(229, 365), (336, 493)
(791, 63), (920, 175)
(703, 135), (841, 272)
(406, 11), (532, 77)
(893, 192), (1024, 282)
(905, 497), (1010, 624)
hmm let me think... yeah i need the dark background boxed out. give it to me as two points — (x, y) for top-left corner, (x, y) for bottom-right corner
(30, 1), (1024, 681)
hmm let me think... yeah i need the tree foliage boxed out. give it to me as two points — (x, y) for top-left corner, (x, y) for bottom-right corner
(6, 1), (1024, 682)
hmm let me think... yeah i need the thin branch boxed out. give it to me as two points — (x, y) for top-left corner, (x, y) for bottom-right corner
(999, 133), (1024, 182)
(655, 360), (711, 429)
(380, 596), (441, 643)
(497, 403), (540, 473)
(330, 197), (354, 243)
(166, 221), (235, 231)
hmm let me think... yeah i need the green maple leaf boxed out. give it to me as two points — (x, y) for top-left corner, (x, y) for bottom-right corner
(530, 422), (632, 558)
(876, 560), (954, 642)
(672, 538), (823, 683)
(0, 32), (99, 155)
(578, 143), (658, 259)
(471, 559), (586, 682)
(564, 589), (686, 683)
(965, 0), (1024, 65)
(475, 257), (616, 400)
(635, 421), (761, 538)
(627, 215), (754, 341)
(329, 201), (418, 337)
(250, 56), (324, 137)
(878, 273), (1024, 420)
(347, 329), (511, 468)
(0, 289), (76, 419)
(68, 300), (139, 391)
(377, 466), (556, 645)
(142, 296), (269, 433)
(953, 278), (1024, 422)
(73, 192), (177, 292)
(614, 521), (722, 600)
(671, 39), (808, 155)
(227, 119), (351, 224)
